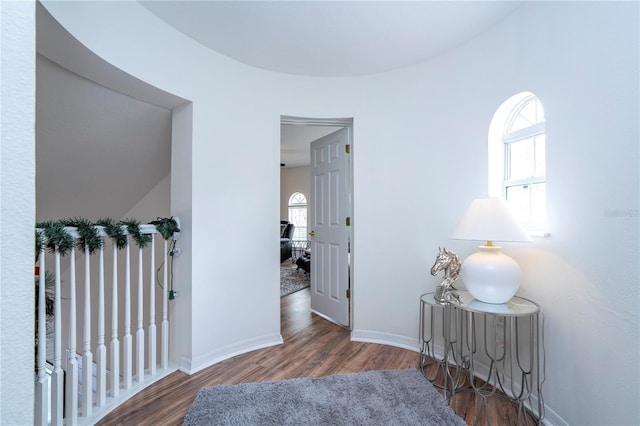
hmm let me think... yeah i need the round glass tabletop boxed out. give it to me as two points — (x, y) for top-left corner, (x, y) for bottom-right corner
(421, 290), (539, 316)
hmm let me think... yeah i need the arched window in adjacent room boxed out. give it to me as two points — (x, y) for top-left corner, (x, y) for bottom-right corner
(489, 92), (547, 234)
(288, 192), (307, 241)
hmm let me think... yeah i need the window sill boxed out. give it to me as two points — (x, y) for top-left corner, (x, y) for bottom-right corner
(527, 230), (550, 238)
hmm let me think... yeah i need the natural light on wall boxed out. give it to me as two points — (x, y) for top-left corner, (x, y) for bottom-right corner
(488, 92), (548, 236)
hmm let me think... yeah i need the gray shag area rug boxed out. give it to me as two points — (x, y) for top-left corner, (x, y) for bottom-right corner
(280, 263), (310, 297)
(182, 368), (465, 426)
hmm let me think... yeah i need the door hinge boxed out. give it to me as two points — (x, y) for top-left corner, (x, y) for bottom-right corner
(345, 144), (350, 154)
(346, 217), (351, 226)
(346, 288), (351, 299)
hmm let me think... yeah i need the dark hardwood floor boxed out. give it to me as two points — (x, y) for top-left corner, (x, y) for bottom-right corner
(97, 287), (536, 425)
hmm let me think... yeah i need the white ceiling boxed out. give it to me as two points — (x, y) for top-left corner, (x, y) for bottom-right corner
(137, 1), (519, 167)
(139, 1), (520, 77)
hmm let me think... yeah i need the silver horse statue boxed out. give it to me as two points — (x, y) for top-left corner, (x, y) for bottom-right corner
(430, 247), (462, 305)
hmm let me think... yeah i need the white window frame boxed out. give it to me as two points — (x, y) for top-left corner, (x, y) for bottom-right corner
(502, 121), (546, 196)
(287, 192), (308, 242)
(489, 92), (549, 236)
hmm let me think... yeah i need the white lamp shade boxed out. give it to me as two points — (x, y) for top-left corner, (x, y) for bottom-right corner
(450, 197), (531, 243)
(451, 197), (531, 304)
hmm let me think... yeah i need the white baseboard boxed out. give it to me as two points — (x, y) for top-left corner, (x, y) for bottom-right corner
(78, 364), (179, 426)
(180, 333), (284, 375)
(540, 405), (569, 426)
(350, 329), (420, 353)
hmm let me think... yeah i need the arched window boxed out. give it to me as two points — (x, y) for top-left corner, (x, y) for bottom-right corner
(288, 192), (307, 241)
(489, 92), (546, 233)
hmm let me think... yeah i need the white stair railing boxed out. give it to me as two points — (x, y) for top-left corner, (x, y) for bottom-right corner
(34, 220), (179, 425)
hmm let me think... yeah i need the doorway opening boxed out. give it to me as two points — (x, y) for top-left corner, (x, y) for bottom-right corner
(280, 115), (354, 329)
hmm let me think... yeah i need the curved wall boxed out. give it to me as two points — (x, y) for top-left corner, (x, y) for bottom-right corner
(39, 2), (639, 425)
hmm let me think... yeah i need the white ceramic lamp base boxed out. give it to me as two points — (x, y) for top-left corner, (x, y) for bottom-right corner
(461, 245), (521, 304)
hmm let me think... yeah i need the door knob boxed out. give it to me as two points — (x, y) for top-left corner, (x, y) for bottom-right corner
(309, 231), (315, 237)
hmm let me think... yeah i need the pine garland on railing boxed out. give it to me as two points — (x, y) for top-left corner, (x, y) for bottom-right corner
(62, 217), (103, 254)
(121, 218), (152, 248)
(149, 217), (180, 240)
(35, 220), (75, 256)
(96, 218), (128, 250)
(34, 217), (180, 259)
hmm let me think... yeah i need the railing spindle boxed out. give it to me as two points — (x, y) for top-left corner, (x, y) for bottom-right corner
(148, 234), (156, 375)
(96, 240), (107, 406)
(161, 240), (169, 369)
(110, 241), (120, 397)
(81, 244), (93, 416)
(136, 246), (145, 382)
(123, 237), (133, 389)
(51, 251), (64, 425)
(66, 246), (78, 425)
(34, 246), (48, 426)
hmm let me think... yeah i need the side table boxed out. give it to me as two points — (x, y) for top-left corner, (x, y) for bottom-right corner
(419, 291), (545, 423)
(291, 240), (310, 261)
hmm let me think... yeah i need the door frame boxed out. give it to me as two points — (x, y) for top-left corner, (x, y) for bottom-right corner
(280, 115), (354, 329)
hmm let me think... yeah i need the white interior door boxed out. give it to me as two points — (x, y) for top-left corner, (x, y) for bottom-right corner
(309, 128), (350, 327)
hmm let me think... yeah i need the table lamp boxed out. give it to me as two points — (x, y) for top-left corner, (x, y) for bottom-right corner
(450, 197), (531, 304)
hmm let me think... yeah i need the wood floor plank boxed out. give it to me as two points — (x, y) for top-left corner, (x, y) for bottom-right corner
(97, 288), (537, 425)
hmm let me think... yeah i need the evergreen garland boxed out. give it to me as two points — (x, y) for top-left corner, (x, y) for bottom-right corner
(35, 220), (75, 256)
(62, 217), (103, 254)
(121, 218), (152, 248)
(34, 217), (179, 259)
(150, 216), (181, 240)
(96, 218), (128, 250)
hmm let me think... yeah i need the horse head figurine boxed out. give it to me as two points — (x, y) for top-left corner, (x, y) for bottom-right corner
(430, 247), (462, 304)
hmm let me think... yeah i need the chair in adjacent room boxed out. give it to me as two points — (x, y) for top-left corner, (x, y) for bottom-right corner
(280, 221), (295, 262)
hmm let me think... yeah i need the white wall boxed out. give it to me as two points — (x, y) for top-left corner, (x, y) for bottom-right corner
(122, 173), (171, 220)
(26, 2), (640, 425)
(169, 103), (193, 364)
(0, 2), (36, 424)
(35, 54), (172, 222)
(280, 166), (311, 220)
